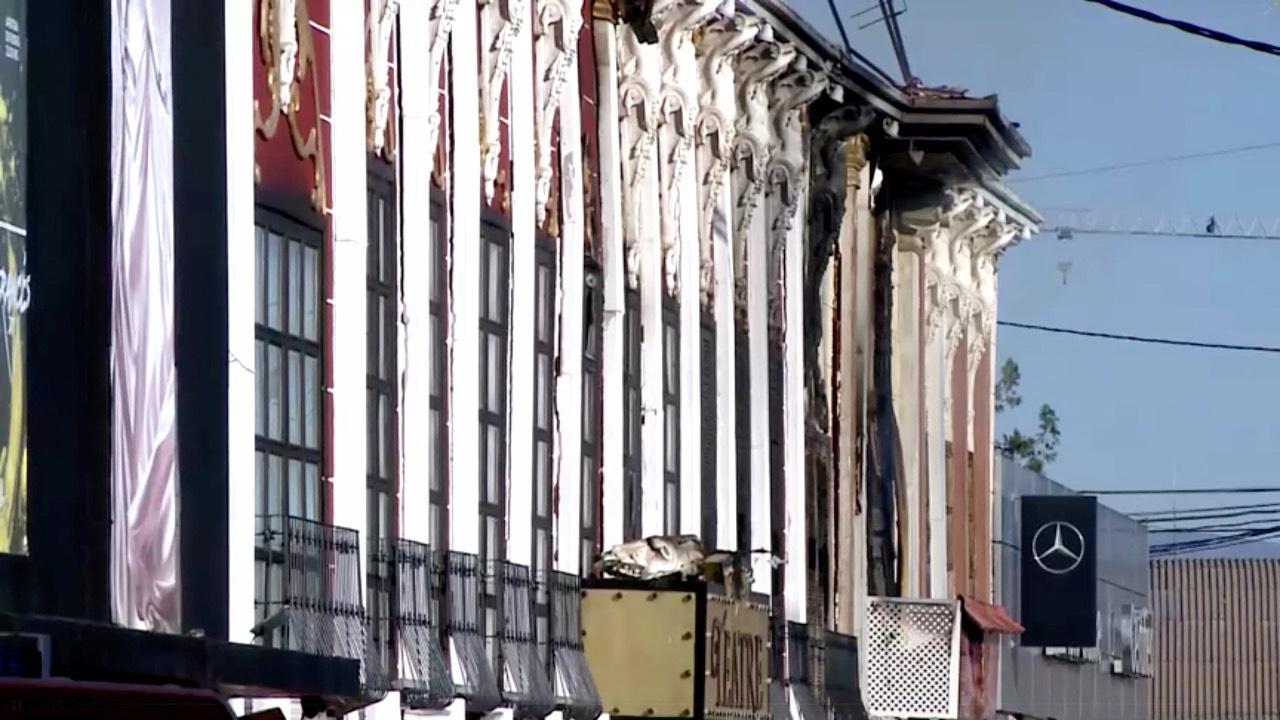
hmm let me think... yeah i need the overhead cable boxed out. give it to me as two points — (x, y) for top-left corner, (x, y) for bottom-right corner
(1013, 141), (1280, 184)
(1135, 501), (1280, 518)
(1077, 487), (1280, 496)
(1081, 0), (1280, 57)
(998, 320), (1280, 354)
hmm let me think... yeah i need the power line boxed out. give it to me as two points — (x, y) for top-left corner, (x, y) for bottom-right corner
(1135, 501), (1280, 518)
(1081, 0), (1280, 57)
(1012, 141), (1280, 184)
(1141, 505), (1280, 523)
(1078, 487), (1280, 496)
(998, 320), (1280, 354)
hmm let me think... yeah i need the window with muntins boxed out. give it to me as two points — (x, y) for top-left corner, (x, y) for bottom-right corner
(429, 191), (448, 553)
(622, 288), (642, 541)
(662, 298), (680, 535)
(734, 325), (751, 554)
(479, 220), (510, 664)
(253, 209), (324, 625)
(581, 259), (604, 573)
(532, 234), (556, 666)
(367, 167), (398, 673)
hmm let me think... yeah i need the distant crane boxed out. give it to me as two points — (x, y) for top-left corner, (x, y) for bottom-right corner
(1042, 208), (1280, 242)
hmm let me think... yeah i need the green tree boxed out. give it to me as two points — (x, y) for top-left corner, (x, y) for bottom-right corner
(993, 358), (1060, 474)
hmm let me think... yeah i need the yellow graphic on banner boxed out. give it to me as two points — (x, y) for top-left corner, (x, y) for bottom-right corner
(0, 237), (24, 554)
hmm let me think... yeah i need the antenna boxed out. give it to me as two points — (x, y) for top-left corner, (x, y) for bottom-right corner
(1055, 261), (1072, 286)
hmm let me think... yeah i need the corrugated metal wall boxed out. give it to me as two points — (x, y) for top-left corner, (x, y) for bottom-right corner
(996, 460), (1150, 720)
(1151, 558), (1280, 720)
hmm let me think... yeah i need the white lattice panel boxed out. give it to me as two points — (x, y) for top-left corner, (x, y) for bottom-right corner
(863, 598), (960, 719)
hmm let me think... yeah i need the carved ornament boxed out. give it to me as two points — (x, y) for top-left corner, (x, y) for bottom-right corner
(425, 0), (465, 151)
(694, 16), (758, 306)
(659, 92), (695, 296)
(618, 26), (662, 290)
(534, 0), (585, 226)
(480, 0), (530, 202)
(730, 28), (794, 318)
(366, 0), (401, 159)
(254, 0), (327, 211)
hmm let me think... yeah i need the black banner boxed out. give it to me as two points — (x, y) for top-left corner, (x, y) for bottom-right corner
(1019, 495), (1097, 647)
(0, 0), (26, 557)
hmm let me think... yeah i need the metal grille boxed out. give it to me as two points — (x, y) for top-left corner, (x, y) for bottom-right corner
(393, 540), (454, 710)
(445, 550), (501, 713)
(548, 571), (603, 720)
(497, 562), (556, 718)
(863, 597), (960, 719)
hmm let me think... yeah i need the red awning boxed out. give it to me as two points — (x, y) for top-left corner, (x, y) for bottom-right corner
(960, 595), (1024, 634)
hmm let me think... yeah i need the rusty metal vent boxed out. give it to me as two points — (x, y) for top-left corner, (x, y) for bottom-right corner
(863, 597), (960, 719)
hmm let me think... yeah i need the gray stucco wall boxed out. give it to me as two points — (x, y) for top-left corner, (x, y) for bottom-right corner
(995, 459), (1151, 720)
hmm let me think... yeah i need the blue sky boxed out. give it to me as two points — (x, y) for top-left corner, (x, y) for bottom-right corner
(785, 0), (1280, 518)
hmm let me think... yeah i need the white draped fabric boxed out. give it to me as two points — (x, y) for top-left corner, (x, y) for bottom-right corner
(109, 0), (181, 633)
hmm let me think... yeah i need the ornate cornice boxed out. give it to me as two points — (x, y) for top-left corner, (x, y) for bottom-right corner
(534, 0), (585, 226)
(480, 0), (529, 202)
(366, 0), (401, 160)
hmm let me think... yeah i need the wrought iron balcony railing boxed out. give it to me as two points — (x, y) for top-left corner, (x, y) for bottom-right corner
(788, 621), (825, 720)
(364, 538), (456, 710)
(496, 561), (556, 718)
(824, 631), (867, 720)
(445, 550), (501, 713)
(252, 514), (389, 708)
(547, 571), (602, 720)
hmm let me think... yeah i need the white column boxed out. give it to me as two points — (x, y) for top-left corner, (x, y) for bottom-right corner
(613, 28), (665, 537)
(922, 228), (950, 599)
(694, 19), (754, 551)
(449, 0), (482, 555)
(593, 19), (626, 550)
(651, 8), (705, 537)
(551, 3), (587, 572)
(331, 0), (369, 597)
(893, 245), (922, 597)
(746, 199), (769, 593)
(226, 0), (256, 645)
(507, 0), (536, 568)
(851, 165), (876, 624)
(399, 0), (432, 546)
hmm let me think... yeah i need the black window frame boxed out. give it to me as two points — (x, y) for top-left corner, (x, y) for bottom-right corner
(661, 297), (680, 536)
(699, 309), (716, 545)
(622, 288), (642, 541)
(532, 231), (556, 667)
(367, 160), (399, 675)
(581, 257), (604, 573)
(767, 329), (786, 680)
(734, 323), (751, 555)
(428, 190), (449, 555)
(479, 214), (511, 668)
(253, 204), (326, 626)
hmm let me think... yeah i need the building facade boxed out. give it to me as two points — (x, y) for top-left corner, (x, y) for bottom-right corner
(1151, 558), (1280, 720)
(0, 0), (1044, 718)
(995, 461), (1152, 720)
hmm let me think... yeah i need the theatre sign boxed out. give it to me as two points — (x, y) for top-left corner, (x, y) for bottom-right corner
(580, 579), (771, 720)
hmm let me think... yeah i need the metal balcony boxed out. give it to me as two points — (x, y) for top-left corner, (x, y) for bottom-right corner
(788, 621), (826, 720)
(495, 561), (556, 718)
(366, 538), (455, 710)
(547, 571), (602, 720)
(444, 550), (502, 713)
(251, 514), (389, 710)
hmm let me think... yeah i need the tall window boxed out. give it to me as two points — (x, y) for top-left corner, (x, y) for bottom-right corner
(581, 259), (604, 573)
(661, 299), (680, 535)
(479, 220), (510, 661)
(532, 234), (556, 664)
(254, 211), (324, 523)
(734, 326), (751, 554)
(254, 209), (324, 635)
(367, 168), (399, 672)
(429, 192), (448, 553)
(699, 310), (716, 545)
(767, 332), (786, 677)
(622, 289), (642, 541)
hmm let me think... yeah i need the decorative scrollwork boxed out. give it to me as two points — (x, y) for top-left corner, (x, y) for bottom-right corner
(366, 0), (401, 159)
(480, 0), (529, 201)
(254, 0), (327, 212)
(534, 0), (584, 226)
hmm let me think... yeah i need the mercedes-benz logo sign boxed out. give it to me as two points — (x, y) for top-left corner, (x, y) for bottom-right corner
(1030, 521), (1085, 575)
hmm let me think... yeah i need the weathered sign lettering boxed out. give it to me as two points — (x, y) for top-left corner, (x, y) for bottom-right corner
(704, 596), (768, 720)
